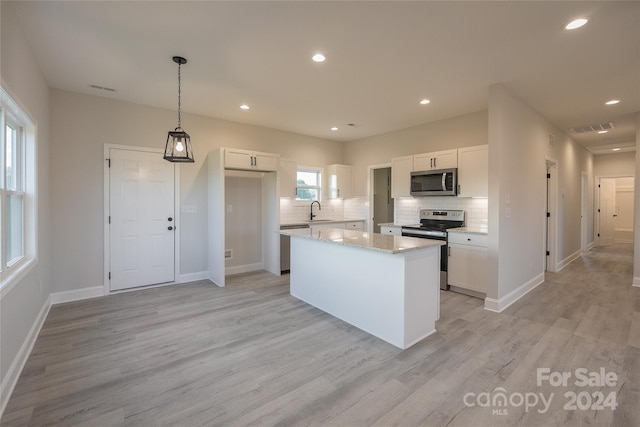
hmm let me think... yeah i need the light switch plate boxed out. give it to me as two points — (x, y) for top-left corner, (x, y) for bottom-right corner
(182, 205), (197, 214)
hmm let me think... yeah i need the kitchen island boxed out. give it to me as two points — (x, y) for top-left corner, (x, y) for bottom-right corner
(280, 227), (444, 349)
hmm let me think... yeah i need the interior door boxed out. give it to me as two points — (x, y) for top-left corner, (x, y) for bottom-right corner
(598, 178), (616, 245)
(109, 148), (175, 291)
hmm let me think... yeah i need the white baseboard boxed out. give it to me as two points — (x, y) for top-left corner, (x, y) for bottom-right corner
(633, 277), (640, 288)
(225, 262), (264, 276)
(0, 295), (51, 418)
(50, 286), (104, 305)
(557, 249), (581, 272)
(484, 272), (545, 313)
(178, 271), (209, 283)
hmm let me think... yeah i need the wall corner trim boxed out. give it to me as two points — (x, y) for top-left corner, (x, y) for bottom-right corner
(0, 295), (51, 418)
(483, 273), (545, 313)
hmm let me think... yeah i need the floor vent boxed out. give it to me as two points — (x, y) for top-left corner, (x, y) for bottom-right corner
(570, 122), (615, 133)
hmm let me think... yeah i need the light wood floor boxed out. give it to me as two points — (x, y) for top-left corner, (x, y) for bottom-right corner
(2, 244), (639, 426)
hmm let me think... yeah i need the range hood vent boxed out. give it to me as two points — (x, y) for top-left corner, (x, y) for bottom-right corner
(570, 122), (615, 134)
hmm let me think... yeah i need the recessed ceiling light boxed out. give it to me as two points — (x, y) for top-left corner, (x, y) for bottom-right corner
(565, 18), (588, 30)
(331, 127), (338, 131)
(312, 53), (326, 63)
(605, 99), (620, 105)
(597, 130), (608, 134)
(612, 148), (621, 151)
(419, 99), (431, 105)
(240, 104), (250, 110)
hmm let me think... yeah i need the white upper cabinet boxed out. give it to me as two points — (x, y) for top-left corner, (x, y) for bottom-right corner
(278, 158), (297, 198)
(391, 155), (413, 198)
(457, 145), (488, 198)
(224, 148), (278, 172)
(327, 164), (353, 199)
(413, 149), (458, 171)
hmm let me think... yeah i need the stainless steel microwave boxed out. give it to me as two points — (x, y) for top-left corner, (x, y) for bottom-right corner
(410, 168), (458, 196)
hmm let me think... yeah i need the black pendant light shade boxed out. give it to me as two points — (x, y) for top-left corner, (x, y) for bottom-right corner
(164, 56), (194, 163)
(164, 127), (194, 162)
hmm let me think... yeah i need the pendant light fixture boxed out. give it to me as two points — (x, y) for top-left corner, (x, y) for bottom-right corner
(164, 56), (194, 163)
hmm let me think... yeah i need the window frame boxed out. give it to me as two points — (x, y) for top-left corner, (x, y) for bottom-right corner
(294, 166), (323, 204)
(0, 86), (37, 296)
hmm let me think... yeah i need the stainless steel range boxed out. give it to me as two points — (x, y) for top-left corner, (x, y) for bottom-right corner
(401, 209), (465, 290)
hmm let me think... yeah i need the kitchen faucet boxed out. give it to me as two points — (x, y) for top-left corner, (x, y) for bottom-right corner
(310, 201), (321, 221)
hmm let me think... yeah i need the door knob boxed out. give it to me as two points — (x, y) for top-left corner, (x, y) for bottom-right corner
(168, 217), (173, 221)
(168, 226), (174, 231)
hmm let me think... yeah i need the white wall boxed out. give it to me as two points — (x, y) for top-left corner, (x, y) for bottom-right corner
(49, 89), (344, 293)
(633, 113), (640, 285)
(594, 152), (635, 177)
(225, 172), (264, 272)
(0, 1), (52, 413)
(344, 110), (488, 195)
(487, 84), (593, 311)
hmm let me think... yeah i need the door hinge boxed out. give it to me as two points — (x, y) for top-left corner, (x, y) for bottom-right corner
(546, 212), (551, 218)
(547, 173), (551, 179)
(597, 209), (601, 213)
(108, 216), (111, 224)
(108, 272), (111, 280)
(597, 233), (600, 237)
(106, 158), (111, 168)
(598, 184), (601, 188)
(546, 250), (550, 256)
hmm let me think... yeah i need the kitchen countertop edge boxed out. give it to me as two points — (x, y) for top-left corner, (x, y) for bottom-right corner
(280, 227), (444, 254)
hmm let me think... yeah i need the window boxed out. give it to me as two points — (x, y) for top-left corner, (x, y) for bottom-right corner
(296, 167), (322, 202)
(1, 87), (35, 289)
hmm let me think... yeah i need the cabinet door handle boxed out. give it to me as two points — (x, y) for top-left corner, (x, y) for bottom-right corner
(448, 246), (451, 256)
(434, 158), (437, 168)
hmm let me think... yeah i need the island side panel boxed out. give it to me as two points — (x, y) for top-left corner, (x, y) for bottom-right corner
(403, 247), (440, 348)
(290, 237), (406, 348)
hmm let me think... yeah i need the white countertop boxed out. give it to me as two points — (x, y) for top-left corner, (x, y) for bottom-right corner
(280, 227), (444, 254)
(377, 222), (421, 228)
(281, 218), (365, 227)
(448, 227), (488, 235)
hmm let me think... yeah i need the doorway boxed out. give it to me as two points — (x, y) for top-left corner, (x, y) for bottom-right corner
(545, 159), (558, 272)
(372, 167), (394, 233)
(105, 146), (177, 292)
(597, 176), (634, 245)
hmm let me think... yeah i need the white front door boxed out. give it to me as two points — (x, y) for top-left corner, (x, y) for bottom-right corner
(109, 148), (175, 291)
(598, 178), (616, 245)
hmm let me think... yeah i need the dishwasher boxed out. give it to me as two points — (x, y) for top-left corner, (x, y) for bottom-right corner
(280, 224), (310, 273)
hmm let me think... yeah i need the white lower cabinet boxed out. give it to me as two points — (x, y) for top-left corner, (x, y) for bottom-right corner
(380, 225), (402, 236)
(448, 232), (488, 294)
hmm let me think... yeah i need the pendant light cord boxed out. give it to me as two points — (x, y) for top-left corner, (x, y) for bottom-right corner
(177, 62), (182, 130)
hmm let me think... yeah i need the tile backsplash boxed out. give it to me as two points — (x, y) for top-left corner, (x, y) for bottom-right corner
(280, 197), (369, 226)
(281, 196), (487, 230)
(395, 197), (488, 229)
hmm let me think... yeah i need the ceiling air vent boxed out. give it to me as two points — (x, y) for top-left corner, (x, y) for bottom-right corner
(570, 122), (615, 134)
(89, 84), (117, 93)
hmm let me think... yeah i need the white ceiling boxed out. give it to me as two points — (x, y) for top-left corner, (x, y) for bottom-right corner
(10, 1), (640, 153)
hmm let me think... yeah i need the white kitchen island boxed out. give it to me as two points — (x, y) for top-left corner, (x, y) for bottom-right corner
(280, 227), (444, 349)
